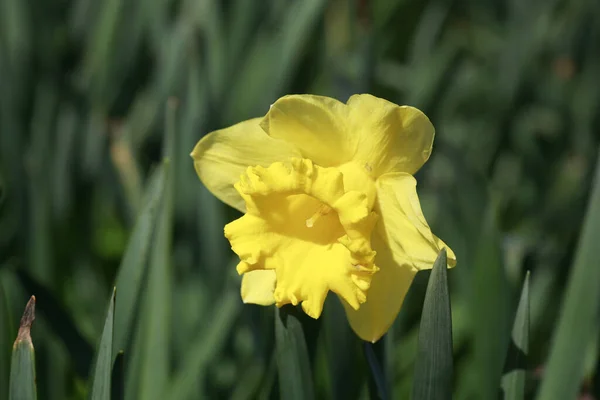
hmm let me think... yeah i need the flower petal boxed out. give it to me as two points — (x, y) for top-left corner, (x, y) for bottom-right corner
(241, 270), (276, 305)
(375, 172), (456, 270)
(346, 94), (435, 176)
(342, 231), (417, 342)
(191, 118), (301, 212)
(260, 95), (352, 167)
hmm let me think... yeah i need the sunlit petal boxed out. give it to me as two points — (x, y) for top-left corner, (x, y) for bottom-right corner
(191, 118), (301, 212)
(347, 94), (435, 177)
(375, 172), (456, 270)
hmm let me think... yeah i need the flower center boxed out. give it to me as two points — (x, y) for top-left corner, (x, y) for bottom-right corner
(224, 158), (379, 318)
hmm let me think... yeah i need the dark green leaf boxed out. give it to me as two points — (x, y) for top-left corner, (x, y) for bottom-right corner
(15, 269), (93, 379)
(127, 102), (177, 400)
(411, 249), (453, 400)
(111, 351), (124, 400)
(9, 296), (36, 400)
(275, 305), (315, 400)
(89, 288), (116, 400)
(501, 272), (530, 400)
(166, 291), (240, 399)
(537, 150), (600, 400)
(112, 163), (167, 359)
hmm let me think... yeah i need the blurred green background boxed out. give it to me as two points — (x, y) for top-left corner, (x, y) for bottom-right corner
(1, 0), (599, 399)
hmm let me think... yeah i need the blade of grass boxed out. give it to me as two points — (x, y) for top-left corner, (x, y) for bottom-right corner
(411, 249), (453, 400)
(111, 351), (124, 400)
(275, 305), (315, 400)
(88, 288), (116, 400)
(365, 341), (389, 400)
(165, 291), (240, 399)
(537, 149), (600, 400)
(9, 296), (36, 400)
(112, 161), (167, 358)
(15, 269), (94, 379)
(129, 100), (176, 400)
(501, 272), (530, 400)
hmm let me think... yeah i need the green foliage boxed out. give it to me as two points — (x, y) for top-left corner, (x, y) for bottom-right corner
(88, 289), (116, 400)
(502, 272), (530, 400)
(275, 306), (315, 400)
(411, 249), (453, 400)
(9, 297), (37, 400)
(1, 0), (600, 399)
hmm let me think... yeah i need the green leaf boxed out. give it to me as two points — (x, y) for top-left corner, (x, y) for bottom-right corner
(411, 249), (453, 400)
(323, 297), (364, 400)
(537, 150), (600, 400)
(126, 102), (177, 400)
(501, 272), (530, 400)
(166, 291), (240, 399)
(275, 305), (315, 400)
(9, 296), (36, 400)
(88, 288), (116, 400)
(112, 162), (167, 358)
(111, 351), (124, 400)
(471, 215), (511, 399)
(15, 269), (93, 379)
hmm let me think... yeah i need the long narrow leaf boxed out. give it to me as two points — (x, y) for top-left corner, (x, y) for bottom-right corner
(411, 249), (453, 400)
(275, 305), (315, 400)
(9, 296), (36, 400)
(88, 288), (116, 400)
(166, 291), (240, 400)
(537, 150), (600, 400)
(112, 163), (167, 358)
(16, 269), (93, 379)
(501, 272), (530, 400)
(126, 101), (176, 400)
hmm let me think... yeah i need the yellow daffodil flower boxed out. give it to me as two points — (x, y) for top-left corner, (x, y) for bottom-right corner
(191, 94), (456, 342)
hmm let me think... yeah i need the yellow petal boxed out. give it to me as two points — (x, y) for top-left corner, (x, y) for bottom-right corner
(260, 95), (352, 167)
(241, 270), (276, 305)
(225, 158), (379, 319)
(375, 172), (456, 270)
(342, 231), (417, 342)
(347, 94), (435, 177)
(191, 118), (301, 212)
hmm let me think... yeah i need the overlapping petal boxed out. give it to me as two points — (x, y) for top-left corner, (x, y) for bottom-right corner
(260, 95), (352, 167)
(191, 118), (301, 212)
(346, 94), (435, 177)
(342, 231), (417, 342)
(375, 172), (456, 271)
(241, 270), (276, 305)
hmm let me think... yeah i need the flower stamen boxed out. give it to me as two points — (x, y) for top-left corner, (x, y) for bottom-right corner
(305, 204), (332, 228)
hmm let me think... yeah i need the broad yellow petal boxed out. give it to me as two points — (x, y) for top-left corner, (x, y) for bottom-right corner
(342, 231), (417, 343)
(260, 95), (352, 167)
(375, 172), (456, 270)
(191, 118), (301, 212)
(241, 270), (276, 305)
(347, 94), (434, 177)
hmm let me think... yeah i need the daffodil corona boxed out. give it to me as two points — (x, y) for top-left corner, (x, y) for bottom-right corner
(191, 94), (456, 342)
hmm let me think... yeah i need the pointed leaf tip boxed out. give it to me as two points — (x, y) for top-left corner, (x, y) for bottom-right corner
(16, 296), (36, 345)
(411, 248), (453, 400)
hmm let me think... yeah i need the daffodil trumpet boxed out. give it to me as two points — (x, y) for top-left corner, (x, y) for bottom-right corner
(191, 94), (456, 342)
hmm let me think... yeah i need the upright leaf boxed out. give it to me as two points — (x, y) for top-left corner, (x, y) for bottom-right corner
(501, 272), (530, 400)
(275, 305), (315, 400)
(112, 162), (167, 358)
(9, 296), (36, 400)
(537, 150), (600, 400)
(16, 269), (93, 379)
(88, 288), (116, 400)
(411, 249), (453, 400)
(166, 291), (240, 400)
(126, 101), (176, 400)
